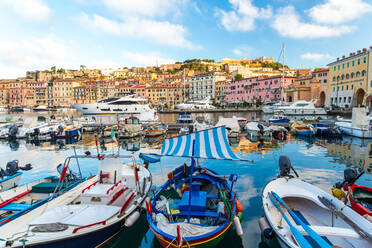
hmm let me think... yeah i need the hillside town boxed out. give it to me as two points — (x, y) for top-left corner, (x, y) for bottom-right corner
(1, 46), (372, 110)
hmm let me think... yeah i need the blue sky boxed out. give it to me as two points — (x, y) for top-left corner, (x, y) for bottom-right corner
(0, 0), (371, 78)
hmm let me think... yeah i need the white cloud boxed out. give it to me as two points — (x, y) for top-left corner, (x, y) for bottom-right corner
(233, 45), (253, 56)
(122, 51), (175, 66)
(79, 13), (199, 49)
(1, 0), (51, 22)
(216, 0), (272, 31)
(308, 0), (372, 25)
(301, 53), (333, 61)
(272, 6), (353, 38)
(0, 37), (75, 78)
(101, 0), (186, 18)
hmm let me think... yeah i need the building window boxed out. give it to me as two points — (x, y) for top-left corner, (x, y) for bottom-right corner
(358, 59), (360, 65)
(338, 65), (340, 70)
(352, 61), (355, 66)
(341, 86), (344, 91)
(348, 97), (351, 103)
(347, 62), (349, 68)
(334, 66), (336, 71)
(351, 84), (354, 90)
(344, 97), (346, 103)
(346, 85), (349, 90)
(363, 57), (366, 63)
(342, 64), (345, 69)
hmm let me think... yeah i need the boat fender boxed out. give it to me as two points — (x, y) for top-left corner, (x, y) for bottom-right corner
(124, 210), (140, 227)
(236, 200), (243, 213)
(331, 187), (345, 200)
(258, 217), (274, 239)
(233, 216), (243, 237)
(237, 211), (244, 222)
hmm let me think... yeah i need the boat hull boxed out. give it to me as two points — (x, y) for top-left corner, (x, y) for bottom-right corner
(0, 172), (22, 192)
(151, 221), (232, 248)
(337, 125), (372, 139)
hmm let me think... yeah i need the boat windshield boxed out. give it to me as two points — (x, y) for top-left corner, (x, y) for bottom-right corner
(108, 100), (138, 105)
(98, 97), (119, 103)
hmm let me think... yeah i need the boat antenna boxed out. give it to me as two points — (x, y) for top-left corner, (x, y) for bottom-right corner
(73, 146), (83, 181)
(281, 43), (285, 103)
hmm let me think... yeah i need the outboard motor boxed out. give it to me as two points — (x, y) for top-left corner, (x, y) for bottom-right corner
(20, 163), (32, 171)
(6, 160), (19, 175)
(278, 156), (298, 178)
(8, 124), (18, 139)
(257, 123), (264, 136)
(344, 168), (358, 185)
(57, 125), (64, 135)
(0, 168), (7, 178)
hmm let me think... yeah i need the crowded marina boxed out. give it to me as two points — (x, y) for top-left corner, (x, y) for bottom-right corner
(0, 103), (371, 248)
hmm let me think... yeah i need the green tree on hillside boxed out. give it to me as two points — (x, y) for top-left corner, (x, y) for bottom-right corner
(50, 66), (56, 73)
(234, 74), (243, 81)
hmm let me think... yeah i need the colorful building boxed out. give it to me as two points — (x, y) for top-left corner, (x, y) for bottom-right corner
(326, 47), (370, 108)
(188, 72), (226, 101)
(225, 76), (295, 104)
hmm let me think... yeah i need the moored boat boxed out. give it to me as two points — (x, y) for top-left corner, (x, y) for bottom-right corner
(269, 111), (290, 124)
(0, 160), (32, 192)
(0, 153), (152, 248)
(144, 123), (168, 138)
(291, 121), (316, 137)
(335, 108), (372, 138)
(261, 156), (372, 248)
(143, 126), (247, 248)
(117, 116), (142, 139)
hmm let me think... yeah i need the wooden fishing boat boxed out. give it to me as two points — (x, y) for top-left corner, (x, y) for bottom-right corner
(291, 121), (316, 137)
(117, 116), (142, 139)
(261, 156), (372, 248)
(143, 126), (248, 248)
(144, 123), (167, 138)
(0, 153), (152, 248)
(0, 163), (81, 226)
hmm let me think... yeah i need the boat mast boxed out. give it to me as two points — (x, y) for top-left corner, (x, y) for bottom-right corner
(281, 43), (285, 103)
(183, 69), (186, 103)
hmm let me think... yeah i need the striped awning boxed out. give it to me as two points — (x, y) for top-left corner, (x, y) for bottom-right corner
(161, 126), (243, 161)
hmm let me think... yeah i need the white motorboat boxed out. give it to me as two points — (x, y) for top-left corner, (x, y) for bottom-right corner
(215, 117), (240, 138)
(72, 95), (158, 123)
(0, 106), (7, 113)
(262, 102), (288, 114)
(278, 100), (327, 115)
(261, 156), (372, 248)
(245, 122), (271, 137)
(33, 105), (49, 112)
(175, 97), (216, 110)
(0, 154), (152, 248)
(193, 121), (213, 132)
(335, 108), (372, 138)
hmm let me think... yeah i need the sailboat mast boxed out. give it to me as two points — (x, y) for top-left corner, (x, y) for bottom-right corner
(281, 43), (285, 102)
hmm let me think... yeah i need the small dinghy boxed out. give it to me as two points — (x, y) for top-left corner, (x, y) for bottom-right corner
(0, 160), (32, 192)
(144, 126), (249, 248)
(334, 168), (372, 218)
(0, 153), (151, 248)
(291, 121), (316, 137)
(261, 156), (372, 248)
(144, 123), (168, 137)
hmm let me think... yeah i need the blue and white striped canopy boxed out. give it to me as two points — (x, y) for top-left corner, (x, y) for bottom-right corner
(161, 126), (243, 161)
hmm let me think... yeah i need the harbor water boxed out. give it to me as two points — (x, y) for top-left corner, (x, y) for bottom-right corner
(0, 112), (370, 247)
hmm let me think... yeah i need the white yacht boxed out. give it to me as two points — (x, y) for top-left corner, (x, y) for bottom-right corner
(72, 95), (158, 123)
(278, 99), (327, 115)
(175, 97), (216, 110)
(261, 102), (288, 114)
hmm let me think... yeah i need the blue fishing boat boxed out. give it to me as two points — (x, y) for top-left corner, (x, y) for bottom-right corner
(291, 121), (316, 137)
(142, 126), (248, 248)
(269, 112), (290, 124)
(310, 123), (342, 137)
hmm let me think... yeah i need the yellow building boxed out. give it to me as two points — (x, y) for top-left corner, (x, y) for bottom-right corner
(327, 47), (370, 108)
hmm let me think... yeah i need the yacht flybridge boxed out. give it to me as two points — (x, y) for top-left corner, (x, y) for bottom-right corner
(72, 95), (158, 122)
(175, 97), (216, 110)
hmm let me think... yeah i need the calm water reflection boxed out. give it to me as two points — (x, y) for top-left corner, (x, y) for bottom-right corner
(0, 112), (370, 247)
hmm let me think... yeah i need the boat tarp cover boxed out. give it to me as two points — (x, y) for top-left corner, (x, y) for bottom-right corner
(215, 118), (240, 132)
(161, 126), (243, 161)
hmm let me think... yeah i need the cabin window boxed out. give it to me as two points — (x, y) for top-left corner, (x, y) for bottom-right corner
(91, 197), (101, 202)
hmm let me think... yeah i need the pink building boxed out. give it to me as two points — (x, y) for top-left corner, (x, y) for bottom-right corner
(225, 76), (295, 104)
